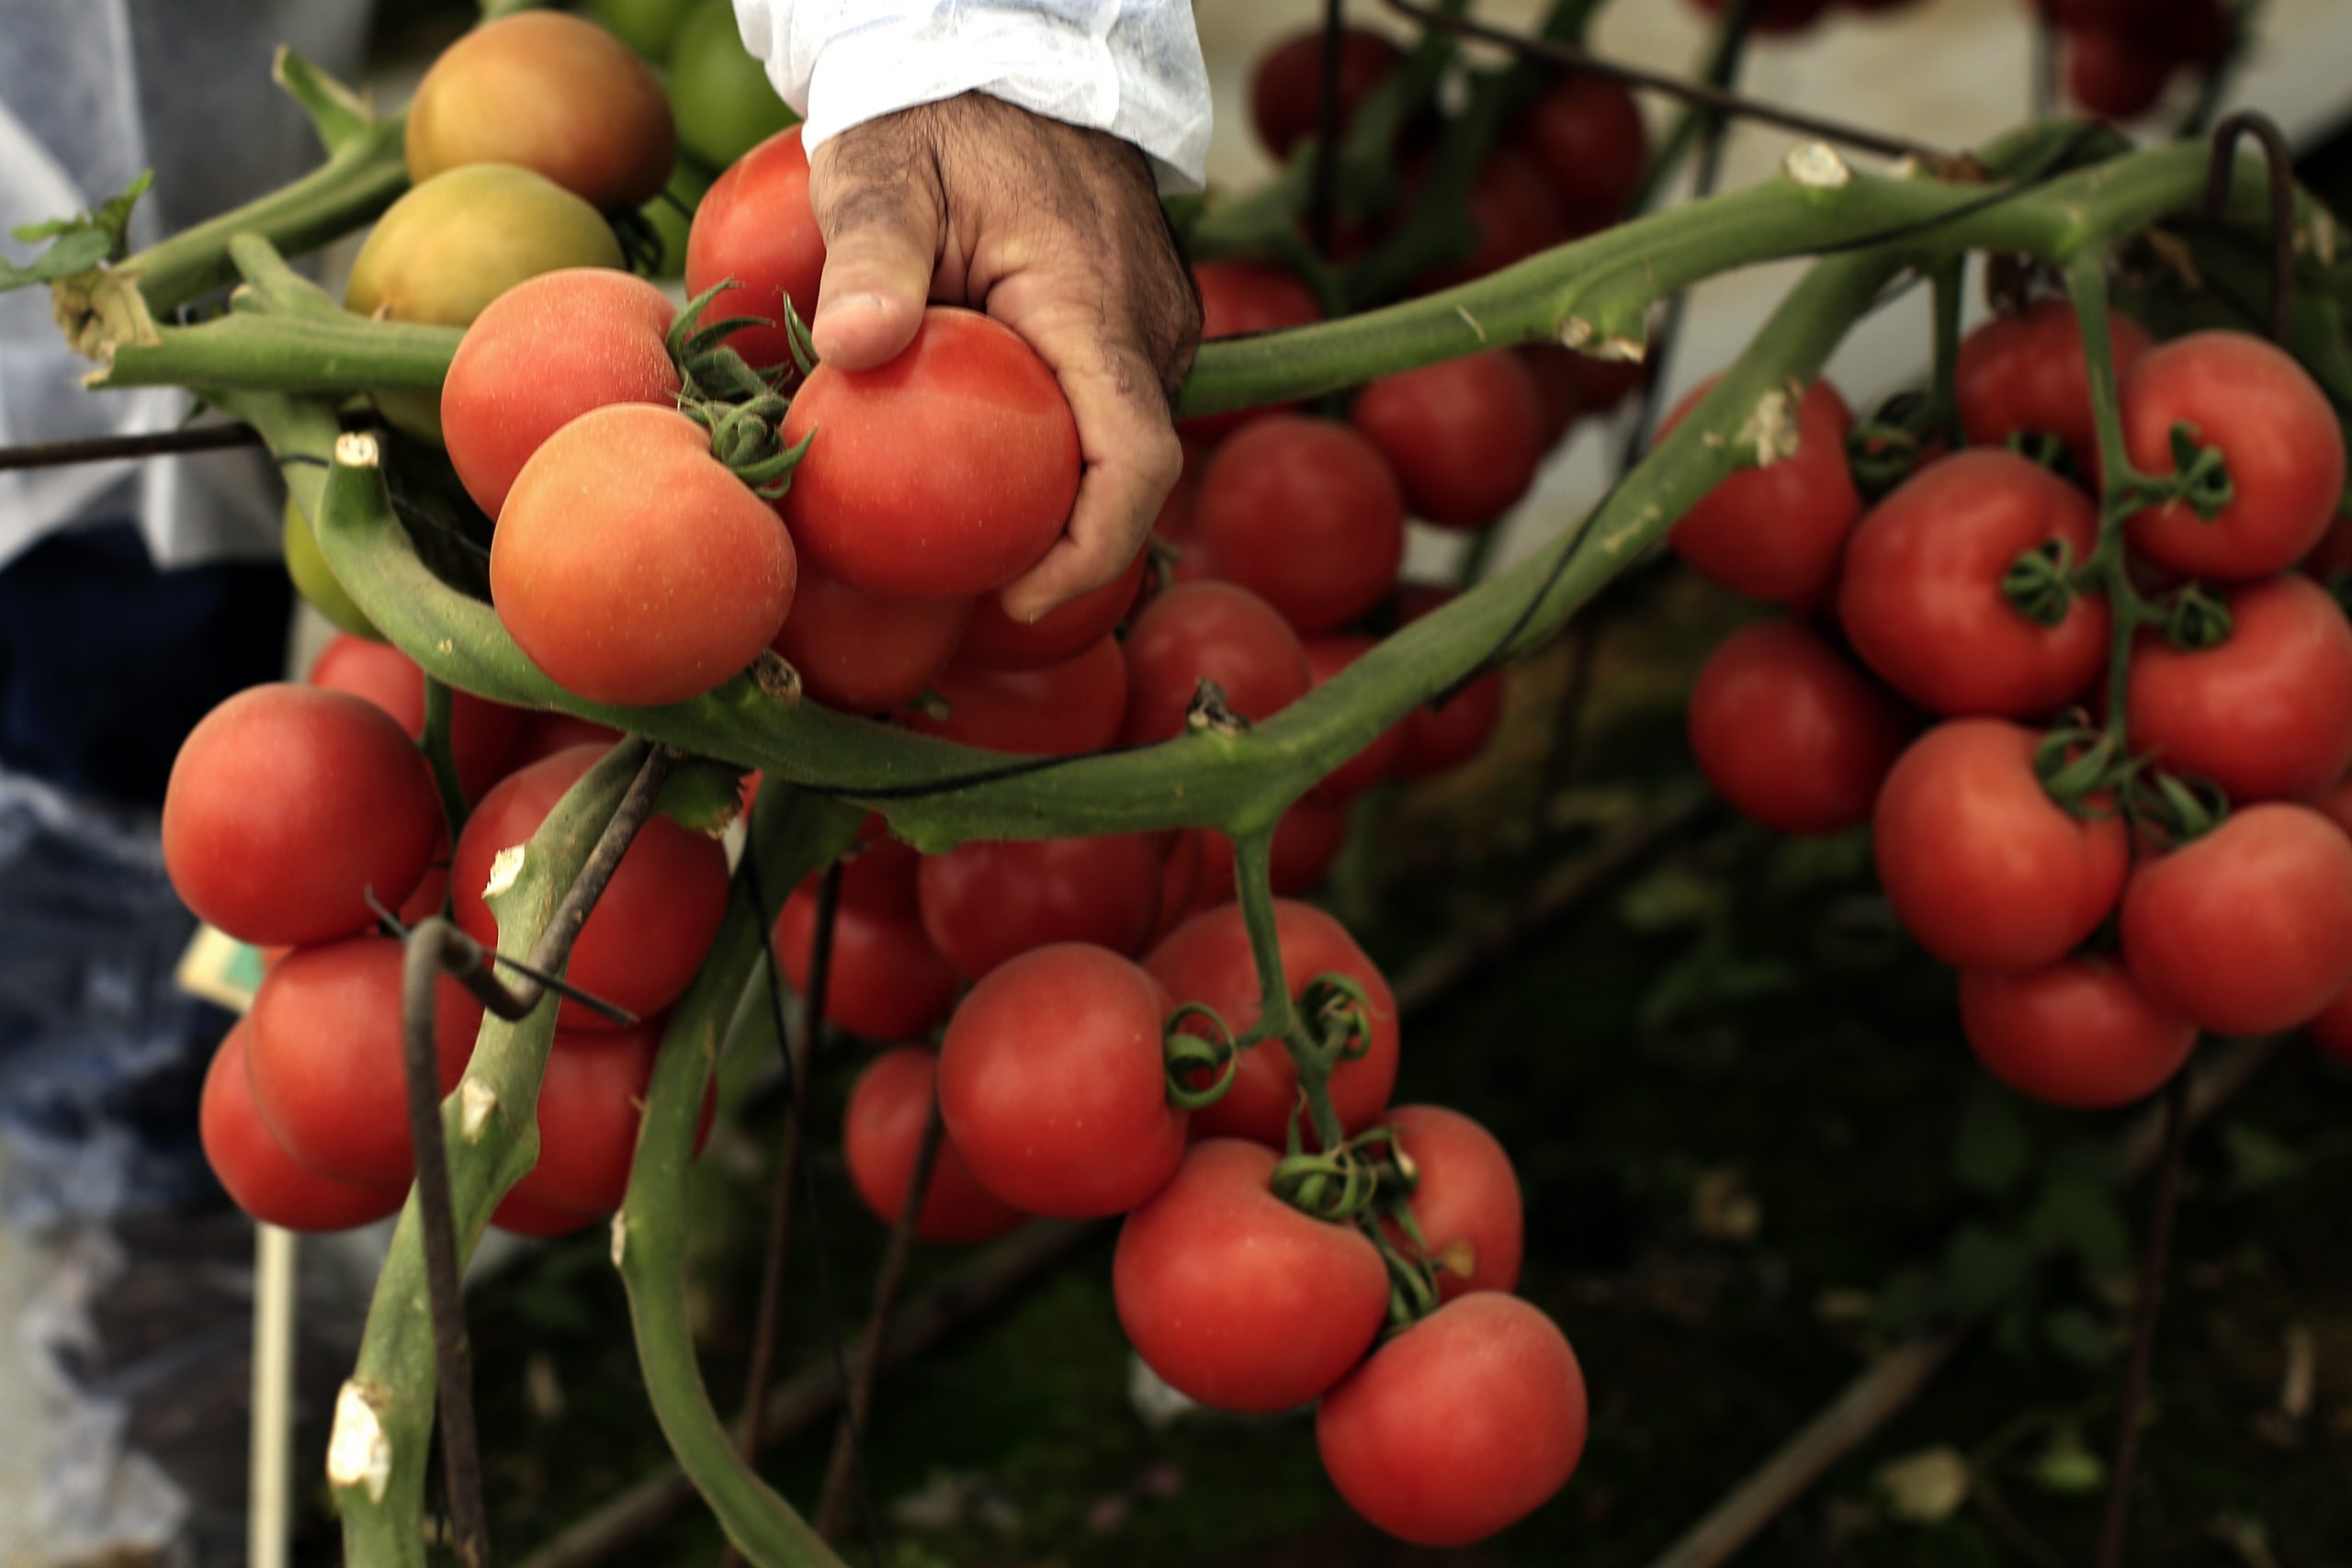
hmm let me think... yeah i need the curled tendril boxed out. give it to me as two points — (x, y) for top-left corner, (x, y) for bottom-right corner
(1271, 1145), (1374, 1224)
(1160, 1001), (1246, 1111)
(2126, 768), (2230, 851)
(2031, 721), (2131, 821)
(1300, 973), (1376, 1064)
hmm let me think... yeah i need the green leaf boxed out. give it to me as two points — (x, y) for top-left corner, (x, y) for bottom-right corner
(2221, 1121), (2305, 1194)
(2028, 1427), (2107, 1495)
(2043, 1304), (2116, 1367)
(1939, 1225), (2035, 1318)
(2, 171), (151, 292)
(2024, 1174), (2132, 1272)
(1954, 1088), (2031, 1196)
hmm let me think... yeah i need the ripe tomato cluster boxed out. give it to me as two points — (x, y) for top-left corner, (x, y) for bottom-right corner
(2029, 0), (2238, 120)
(170, 632), (724, 1238)
(1682, 304), (2352, 1110)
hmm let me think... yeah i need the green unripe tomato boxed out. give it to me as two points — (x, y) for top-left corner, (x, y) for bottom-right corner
(345, 165), (624, 442)
(640, 162), (713, 279)
(669, 0), (797, 170)
(591, 0), (698, 61)
(282, 497), (381, 640)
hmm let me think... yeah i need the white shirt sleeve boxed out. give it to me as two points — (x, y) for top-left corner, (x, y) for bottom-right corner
(731, 1), (1212, 194)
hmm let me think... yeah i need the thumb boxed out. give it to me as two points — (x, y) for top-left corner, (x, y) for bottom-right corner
(807, 137), (944, 370)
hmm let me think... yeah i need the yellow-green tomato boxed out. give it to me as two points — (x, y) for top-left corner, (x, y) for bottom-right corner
(638, 162), (711, 279)
(669, 0), (797, 170)
(591, 0), (697, 60)
(405, 12), (676, 212)
(282, 497), (381, 640)
(345, 165), (624, 441)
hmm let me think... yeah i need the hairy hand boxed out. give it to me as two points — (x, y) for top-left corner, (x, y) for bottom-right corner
(806, 95), (1201, 622)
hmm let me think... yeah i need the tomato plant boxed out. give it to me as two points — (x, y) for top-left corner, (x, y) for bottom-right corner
(310, 632), (522, 799)
(780, 308), (1080, 600)
(201, 1022), (404, 1233)
(1958, 960), (2197, 1109)
(1955, 299), (2153, 477)
(454, 746), (731, 1027)
(404, 12), (675, 212)
(1688, 620), (1909, 835)
(903, 634), (1129, 755)
(442, 267), (681, 519)
(1350, 352), (1545, 531)
(844, 1047), (1025, 1243)
(1196, 414), (1406, 630)
(917, 833), (1162, 979)
(1840, 449), (2109, 716)
(163, 684), (439, 948)
(1378, 1104), (1524, 1300)
(1121, 581), (1313, 745)
(769, 558), (971, 715)
(1317, 1292), (1588, 1547)
(1872, 719), (2130, 970)
(1514, 73), (1648, 225)
(492, 403), (798, 706)
(1663, 377), (1860, 604)
(1114, 1138), (1389, 1412)
(684, 126), (824, 370)
(956, 547), (1146, 671)
(1185, 263), (1325, 442)
(1249, 25), (1404, 158)
(773, 875), (961, 1041)
(938, 944), (1187, 1216)
(668, 0), (798, 168)
(1148, 898), (1399, 1145)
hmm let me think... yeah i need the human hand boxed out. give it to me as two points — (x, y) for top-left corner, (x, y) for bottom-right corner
(805, 93), (1201, 623)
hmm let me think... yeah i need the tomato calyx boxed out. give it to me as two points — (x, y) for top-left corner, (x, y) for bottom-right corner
(2153, 582), (2233, 650)
(2030, 721), (2130, 821)
(2121, 769), (2230, 852)
(666, 278), (786, 402)
(2154, 420), (2236, 520)
(1270, 1118), (1451, 1333)
(2001, 536), (2085, 628)
(1846, 389), (1940, 500)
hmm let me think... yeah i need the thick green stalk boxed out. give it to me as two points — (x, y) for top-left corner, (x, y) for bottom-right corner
(333, 742), (647, 1567)
(615, 785), (862, 1568)
(2064, 250), (2157, 737)
(1231, 828), (1349, 1151)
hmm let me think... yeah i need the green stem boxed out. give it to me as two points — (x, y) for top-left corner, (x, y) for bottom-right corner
(1230, 828), (1348, 1151)
(333, 742), (648, 1566)
(2062, 250), (2160, 740)
(97, 311), (461, 391)
(615, 784), (862, 1568)
(1928, 254), (1967, 447)
(420, 677), (469, 833)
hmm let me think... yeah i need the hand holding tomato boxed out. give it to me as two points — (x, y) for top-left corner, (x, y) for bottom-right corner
(801, 94), (1202, 623)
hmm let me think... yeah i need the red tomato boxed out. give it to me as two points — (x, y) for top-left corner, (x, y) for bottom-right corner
(1248, 26), (1404, 159)
(781, 307), (1080, 599)
(442, 268), (681, 518)
(1958, 960), (2197, 1110)
(1687, 621), (1908, 834)
(1872, 720), (2131, 969)
(201, 1022), (404, 1232)
(310, 634), (522, 800)
(2120, 804), (2352, 1034)
(1392, 586), (1505, 777)
(1317, 1293), (1587, 1547)
(506, 711), (626, 771)
(2067, 28), (2172, 119)
(2124, 333), (2347, 580)
(1193, 794), (1351, 906)
(1839, 450), (2109, 716)
(1114, 1138), (1389, 1411)
(684, 126), (823, 370)
(453, 745), (730, 1027)
(509, 1018), (664, 1216)
(2127, 575), (2352, 804)
(163, 685), (438, 947)
(1120, 582), (1313, 745)
(2308, 980), (2352, 1064)
(957, 546), (1147, 671)
(1663, 377), (1860, 604)
(1517, 344), (1585, 450)
(835, 829), (923, 918)
(245, 935), (484, 1188)
(1350, 353), (1545, 532)
(938, 944), (1184, 1215)
(1954, 299), (2153, 479)
(489, 1191), (600, 1237)
(768, 557), (971, 714)
(405, 12), (675, 210)
(1379, 1104), (1523, 1300)
(774, 878), (961, 1041)
(1147, 898), (1400, 1145)
(902, 636), (1128, 756)
(917, 833), (1161, 980)
(1514, 73), (1647, 224)
(1417, 147), (1571, 292)
(1184, 262), (1325, 443)
(1304, 636), (1407, 796)
(493, 404), (797, 706)
(843, 1047), (1025, 1243)
(1196, 416), (1406, 631)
